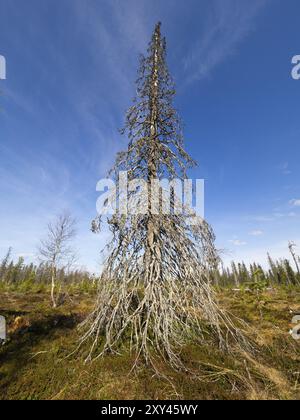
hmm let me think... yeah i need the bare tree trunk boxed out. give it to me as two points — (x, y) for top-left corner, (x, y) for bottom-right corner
(289, 242), (300, 275)
(51, 261), (57, 308)
(146, 25), (161, 286)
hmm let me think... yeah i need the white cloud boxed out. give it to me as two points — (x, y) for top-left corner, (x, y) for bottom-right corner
(229, 239), (247, 246)
(250, 211), (294, 222)
(249, 230), (263, 236)
(289, 199), (300, 207)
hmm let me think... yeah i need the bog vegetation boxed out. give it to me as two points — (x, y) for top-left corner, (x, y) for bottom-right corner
(0, 252), (299, 400)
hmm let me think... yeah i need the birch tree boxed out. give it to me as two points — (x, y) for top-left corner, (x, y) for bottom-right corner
(81, 23), (247, 370)
(38, 212), (77, 308)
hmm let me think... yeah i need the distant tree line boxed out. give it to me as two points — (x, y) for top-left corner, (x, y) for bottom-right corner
(0, 247), (95, 288)
(1, 246), (299, 289)
(212, 252), (300, 288)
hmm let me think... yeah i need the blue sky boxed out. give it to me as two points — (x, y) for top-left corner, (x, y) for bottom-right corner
(0, 0), (300, 272)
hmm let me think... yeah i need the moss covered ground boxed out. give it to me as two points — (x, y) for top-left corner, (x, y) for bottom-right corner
(0, 286), (299, 400)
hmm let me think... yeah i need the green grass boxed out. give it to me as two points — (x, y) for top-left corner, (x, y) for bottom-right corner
(0, 287), (299, 400)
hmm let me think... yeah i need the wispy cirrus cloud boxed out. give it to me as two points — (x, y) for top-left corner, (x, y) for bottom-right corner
(289, 199), (300, 207)
(279, 162), (292, 175)
(249, 230), (264, 236)
(249, 210), (298, 223)
(229, 239), (247, 246)
(182, 0), (269, 84)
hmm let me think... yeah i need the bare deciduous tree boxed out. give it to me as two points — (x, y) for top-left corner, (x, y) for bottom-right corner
(38, 212), (77, 308)
(288, 241), (300, 276)
(80, 23), (248, 371)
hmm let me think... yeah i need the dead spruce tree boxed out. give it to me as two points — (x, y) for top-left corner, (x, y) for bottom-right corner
(81, 23), (248, 370)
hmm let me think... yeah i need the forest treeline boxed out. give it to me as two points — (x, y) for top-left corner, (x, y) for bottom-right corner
(0, 247), (95, 290)
(1, 246), (299, 290)
(215, 255), (300, 288)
